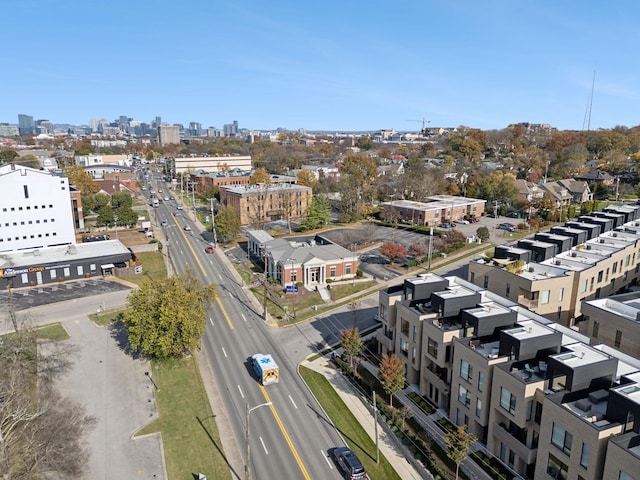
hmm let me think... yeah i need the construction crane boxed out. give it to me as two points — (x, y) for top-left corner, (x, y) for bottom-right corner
(582, 70), (595, 131)
(406, 117), (430, 135)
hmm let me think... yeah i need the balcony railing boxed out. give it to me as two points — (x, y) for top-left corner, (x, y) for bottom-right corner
(517, 295), (538, 310)
(494, 422), (537, 465)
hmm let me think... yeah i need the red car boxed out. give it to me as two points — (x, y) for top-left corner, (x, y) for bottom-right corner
(205, 246), (215, 254)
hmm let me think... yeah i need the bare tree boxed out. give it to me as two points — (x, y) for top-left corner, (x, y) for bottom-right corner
(0, 328), (95, 479)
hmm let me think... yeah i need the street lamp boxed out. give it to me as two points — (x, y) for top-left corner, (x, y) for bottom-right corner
(209, 197), (217, 247)
(245, 402), (272, 480)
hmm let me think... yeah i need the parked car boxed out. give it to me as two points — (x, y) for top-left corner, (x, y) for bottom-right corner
(487, 213), (499, 218)
(469, 217), (480, 223)
(498, 223), (516, 231)
(333, 447), (367, 480)
(455, 218), (470, 225)
(439, 222), (453, 228)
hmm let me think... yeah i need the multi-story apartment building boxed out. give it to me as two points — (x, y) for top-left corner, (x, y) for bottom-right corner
(220, 183), (312, 226)
(468, 205), (640, 326)
(379, 195), (486, 227)
(376, 272), (640, 480)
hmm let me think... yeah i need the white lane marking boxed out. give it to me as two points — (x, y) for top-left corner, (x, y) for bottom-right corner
(241, 314), (247, 322)
(218, 274), (223, 280)
(209, 317), (214, 326)
(230, 292), (235, 299)
(288, 395), (298, 409)
(321, 450), (333, 468)
(260, 437), (268, 454)
(222, 347), (227, 358)
(237, 385), (244, 399)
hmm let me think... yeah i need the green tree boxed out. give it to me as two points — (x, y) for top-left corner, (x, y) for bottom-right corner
(476, 226), (490, 242)
(0, 150), (19, 163)
(355, 136), (374, 150)
(96, 205), (114, 227)
(94, 194), (110, 210)
(445, 424), (477, 480)
(300, 194), (331, 231)
(14, 154), (41, 170)
(378, 353), (405, 407)
(111, 192), (133, 209)
(340, 327), (363, 372)
(114, 204), (137, 227)
(122, 273), (217, 359)
(214, 205), (241, 243)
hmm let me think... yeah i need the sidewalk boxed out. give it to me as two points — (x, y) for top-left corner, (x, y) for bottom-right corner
(302, 353), (428, 480)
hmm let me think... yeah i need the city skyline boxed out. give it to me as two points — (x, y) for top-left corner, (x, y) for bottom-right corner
(4, 1), (640, 132)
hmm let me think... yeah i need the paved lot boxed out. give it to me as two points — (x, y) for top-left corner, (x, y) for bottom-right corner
(0, 281), (166, 480)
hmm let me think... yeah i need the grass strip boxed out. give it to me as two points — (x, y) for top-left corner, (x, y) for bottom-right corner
(135, 356), (231, 480)
(299, 365), (401, 480)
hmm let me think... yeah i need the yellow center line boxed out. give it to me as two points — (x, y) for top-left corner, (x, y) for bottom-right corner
(260, 385), (311, 480)
(173, 214), (235, 330)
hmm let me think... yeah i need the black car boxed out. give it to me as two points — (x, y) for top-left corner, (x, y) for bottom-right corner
(334, 447), (367, 480)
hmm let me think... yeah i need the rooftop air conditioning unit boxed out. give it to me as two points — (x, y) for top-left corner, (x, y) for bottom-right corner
(528, 267), (534, 273)
(571, 252), (577, 257)
(613, 233), (618, 237)
(599, 239), (605, 243)
(555, 260), (561, 266)
(586, 245), (591, 250)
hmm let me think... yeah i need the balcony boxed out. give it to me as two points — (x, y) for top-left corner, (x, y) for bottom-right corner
(494, 422), (537, 465)
(517, 295), (538, 310)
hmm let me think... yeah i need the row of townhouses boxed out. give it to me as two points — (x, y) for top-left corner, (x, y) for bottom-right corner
(376, 272), (640, 480)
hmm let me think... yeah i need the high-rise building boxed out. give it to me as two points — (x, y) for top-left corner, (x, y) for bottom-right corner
(17, 114), (34, 135)
(157, 125), (180, 146)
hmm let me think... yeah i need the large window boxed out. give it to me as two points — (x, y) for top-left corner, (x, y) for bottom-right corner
(551, 423), (573, 455)
(580, 442), (590, 469)
(460, 360), (473, 382)
(427, 338), (438, 358)
(547, 453), (568, 480)
(476, 398), (482, 417)
(541, 290), (550, 304)
(458, 385), (470, 407)
(478, 371), (485, 392)
(401, 320), (409, 335)
(500, 387), (516, 415)
(400, 339), (408, 356)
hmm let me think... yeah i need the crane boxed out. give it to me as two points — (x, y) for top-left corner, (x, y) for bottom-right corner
(406, 117), (430, 135)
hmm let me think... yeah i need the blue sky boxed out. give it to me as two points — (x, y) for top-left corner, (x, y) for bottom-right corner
(3, 1), (640, 132)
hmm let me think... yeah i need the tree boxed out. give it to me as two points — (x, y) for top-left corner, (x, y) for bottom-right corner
(379, 242), (407, 261)
(250, 167), (271, 184)
(123, 272), (217, 359)
(355, 136), (374, 150)
(340, 327), (363, 372)
(408, 240), (428, 258)
(214, 205), (241, 243)
(378, 353), (405, 407)
(445, 424), (477, 480)
(111, 192), (133, 209)
(380, 205), (401, 225)
(96, 205), (114, 227)
(0, 326), (95, 479)
(114, 204), (138, 227)
(296, 169), (318, 188)
(0, 150), (19, 163)
(64, 165), (99, 195)
(300, 194), (332, 231)
(476, 226), (490, 242)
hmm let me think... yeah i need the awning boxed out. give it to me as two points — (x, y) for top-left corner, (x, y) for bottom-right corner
(101, 264), (115, 269)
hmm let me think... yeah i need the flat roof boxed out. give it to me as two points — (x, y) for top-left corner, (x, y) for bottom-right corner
(0, 240), (131, 271)
(504, 320), (556, 340)
(551, 342), (610, 367)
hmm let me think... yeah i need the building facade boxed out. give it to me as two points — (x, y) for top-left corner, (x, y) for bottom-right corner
(220, 183), (312, 226)
(157, 125), (180, 146)
(375, 273), (640, 480)
(380, 195), (486, 227)
(173, 155), (252, 175)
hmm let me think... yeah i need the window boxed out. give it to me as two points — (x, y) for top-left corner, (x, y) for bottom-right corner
(597, 270), (603, 282)
(460, 360), (473, 382)
(499, 442), (506, 462)
(547, 453), (568, 480)
(580, 442), (590, 468)
(526, 400), (533, 421)
(500, 387), (516, 415)
(458, 385), (470, 407)
(400, 339), (408, 356)
(626, 254), (631, 266)
(478, 371), (485, 392)
(290, 269), (297, 283)
(329, 266), (336, 277)
(346, 264), (352, 275)
(506, 283), (510, 296)
(559, 288), (564, 302)
(401, 320), (409, 335)
(427, 338), (438, 358)
(470, 272), (475, 283)
(23, 185), (29, 198)
(483, 275), (489, 288)
(412, 325), (417, 342)
(620, 471), (633, 480)
(615, 330), (622, 348)
(541, 290), (550, 304)
(593, 321), (599, 338)
(580, 279), (588, 293)
(551, 423), (573, 455)
(613, 262), (618, 274)
(476, 398), (482, 417)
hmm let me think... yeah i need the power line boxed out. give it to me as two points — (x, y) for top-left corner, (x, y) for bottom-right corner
(582, 70), (596, 131)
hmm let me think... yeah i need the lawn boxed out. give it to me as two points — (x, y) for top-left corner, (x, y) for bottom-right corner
(119, 251), (167, 285)
(35, 322), (69, 340)
(89, 309), (125, 327)
(135, 356), (230, 480)
(299, 366), (401, 480)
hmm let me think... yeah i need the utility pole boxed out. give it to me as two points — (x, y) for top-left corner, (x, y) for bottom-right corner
(6, 276), (18, 332)
(427, 226), (433, 270)
(373, 392), (380, 464)
(245, 402), (272, 480)
(262, 246), (269, 322)
(209, 198), (217, 247)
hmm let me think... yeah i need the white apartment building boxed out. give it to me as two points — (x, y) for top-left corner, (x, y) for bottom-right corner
(0, 164), (76, 252)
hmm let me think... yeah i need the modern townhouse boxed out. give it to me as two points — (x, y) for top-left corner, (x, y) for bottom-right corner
(375, 271), (640, 480)
(468, 205), (640, 326)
